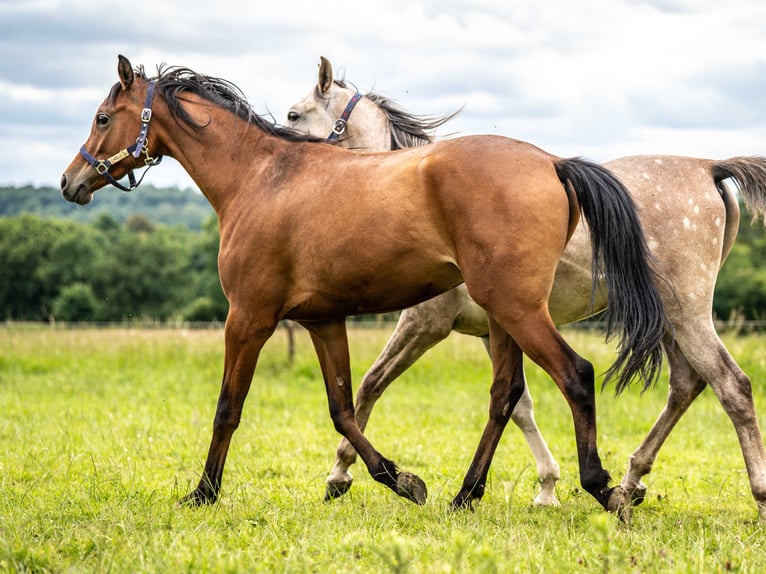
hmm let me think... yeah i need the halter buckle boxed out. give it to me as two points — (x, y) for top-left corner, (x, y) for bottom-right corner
(141, 108), (152, 123)
(332, 118), (347, 136)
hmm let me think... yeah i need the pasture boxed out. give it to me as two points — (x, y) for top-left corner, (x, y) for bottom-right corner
(1, 324), (764, 572)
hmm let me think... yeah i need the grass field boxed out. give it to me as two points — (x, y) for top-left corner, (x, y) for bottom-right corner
(1, 324), (765, 572)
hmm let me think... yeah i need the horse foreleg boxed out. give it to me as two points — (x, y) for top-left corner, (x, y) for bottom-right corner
(180, 315), (274, 506)
(452, 317), (527, 510)
(306, 319), (427, 504)
(510, 384), (561, 506)
(478, 337), (561, 507)
(326, 304), (456, 500)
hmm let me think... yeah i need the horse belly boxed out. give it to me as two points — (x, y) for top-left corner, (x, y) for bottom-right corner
(288, 256), (463, 319)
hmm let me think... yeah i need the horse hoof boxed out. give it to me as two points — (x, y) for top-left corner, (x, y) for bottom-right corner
(605, 486), (633, 523)
(629, 482), (648, 506)
(324, 479), (353, 501)
(396, 472), (427, 504)
(177, 488), (216, 508)
(450, 493), (475, 512)
(533, 492), (561, 507)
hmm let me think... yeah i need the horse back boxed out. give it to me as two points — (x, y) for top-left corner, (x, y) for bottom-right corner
(605, 155), (730, 313)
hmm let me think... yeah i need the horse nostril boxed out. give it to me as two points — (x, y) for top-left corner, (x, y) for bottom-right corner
(60, 174), (68, 191)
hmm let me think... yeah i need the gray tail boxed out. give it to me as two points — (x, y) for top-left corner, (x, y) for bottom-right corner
(713, 156), (766, 221)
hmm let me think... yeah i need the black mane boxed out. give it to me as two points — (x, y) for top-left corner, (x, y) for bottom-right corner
(134, 64), (325, 144)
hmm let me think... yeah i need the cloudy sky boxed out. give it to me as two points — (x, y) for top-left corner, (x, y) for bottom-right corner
(1, 0), (764, 191)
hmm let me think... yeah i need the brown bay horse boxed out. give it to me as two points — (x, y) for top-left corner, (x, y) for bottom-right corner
(61, 56), (669, 515)
(285, 56), (766, 521)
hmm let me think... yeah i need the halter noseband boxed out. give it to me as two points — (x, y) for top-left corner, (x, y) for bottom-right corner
(327, 91), (362, 142)
(79, 80), (163, 192)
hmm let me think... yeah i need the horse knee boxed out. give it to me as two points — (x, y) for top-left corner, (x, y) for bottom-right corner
(212, 395), (243, 432)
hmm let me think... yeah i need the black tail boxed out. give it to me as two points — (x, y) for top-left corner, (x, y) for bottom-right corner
(555, 157), (670, 393)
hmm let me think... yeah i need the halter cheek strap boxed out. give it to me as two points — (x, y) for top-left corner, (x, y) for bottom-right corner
(80, 80), (163, 192)
(327, 91), (362, 142)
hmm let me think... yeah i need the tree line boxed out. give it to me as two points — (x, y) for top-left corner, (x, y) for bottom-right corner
(0, 211), (226, 322)
(0, 185), (765, 323)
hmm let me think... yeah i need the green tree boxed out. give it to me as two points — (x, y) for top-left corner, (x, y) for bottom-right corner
(52, 282), (98, 321)
(714, 208), (766, 321)
(0, 215), (66, 319)
(93, 224), (194, 321)
(184, 214), (227, 321)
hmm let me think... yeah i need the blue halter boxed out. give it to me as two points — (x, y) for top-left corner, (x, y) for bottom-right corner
(327, 91), (363, 142)
(79, 80), (163, 192)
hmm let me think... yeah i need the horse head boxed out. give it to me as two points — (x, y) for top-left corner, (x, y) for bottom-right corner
(285, 57), (391, 149)
(60, 55), (163, 205)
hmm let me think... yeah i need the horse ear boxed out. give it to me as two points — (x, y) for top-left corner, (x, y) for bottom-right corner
(117, 55), (134, 90)
(318, 56), (333, 95)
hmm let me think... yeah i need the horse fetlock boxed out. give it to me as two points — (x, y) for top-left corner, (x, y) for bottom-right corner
(629, 481), (648, 506)
(336, 440), (359, 467)
(396, 472), (427, 504)
(533, 478), (560, 507)
(451, 480), (485, 511)
(451, 491), (477, 512)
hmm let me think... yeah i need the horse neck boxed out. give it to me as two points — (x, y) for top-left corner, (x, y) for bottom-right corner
(336, 92), (391, 152)
(154, 99), (274, 214)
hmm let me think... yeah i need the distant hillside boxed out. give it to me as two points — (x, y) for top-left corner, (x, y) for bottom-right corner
(0, 184), (213, 230)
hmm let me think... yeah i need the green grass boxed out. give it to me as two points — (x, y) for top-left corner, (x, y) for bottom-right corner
(1, 324), (764, 572)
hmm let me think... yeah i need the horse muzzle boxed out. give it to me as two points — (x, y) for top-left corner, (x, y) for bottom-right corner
(60, 172), (95, 205)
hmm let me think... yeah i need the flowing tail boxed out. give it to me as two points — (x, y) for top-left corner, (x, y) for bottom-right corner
(555, 157), (671, 393)
(713, 156), (766, 218)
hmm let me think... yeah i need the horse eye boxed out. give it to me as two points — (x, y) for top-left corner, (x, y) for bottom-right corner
(96, 113), (110, 127)
(287, 111), (300, 122)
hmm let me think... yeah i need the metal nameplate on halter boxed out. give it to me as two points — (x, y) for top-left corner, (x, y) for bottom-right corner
(106, 148), (130, 165)
(332, 119), (347, 135)
(141, 108), (152, 122)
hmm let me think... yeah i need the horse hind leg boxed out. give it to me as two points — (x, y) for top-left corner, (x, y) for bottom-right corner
(325, 294), (464, 500)
(613, 337), (706, 520)
(688, 333), (766, 521)
(463, 309), (615, 512)
(617, 330), (766, 523)
(305, 319), (427, 504)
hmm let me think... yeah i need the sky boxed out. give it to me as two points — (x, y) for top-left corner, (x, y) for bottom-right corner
(1, 0), (764, 191)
